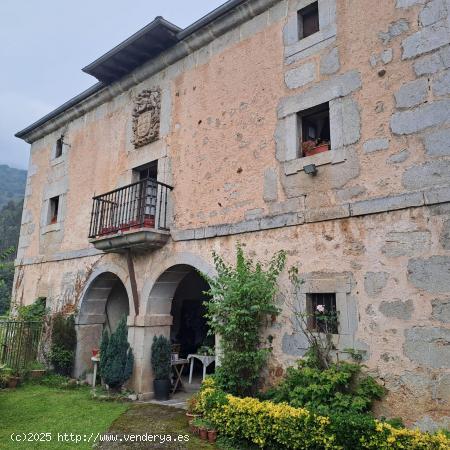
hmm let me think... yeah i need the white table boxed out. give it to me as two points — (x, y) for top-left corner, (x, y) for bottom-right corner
(91, 356), (100, 388)
(187, 354), (216, 383)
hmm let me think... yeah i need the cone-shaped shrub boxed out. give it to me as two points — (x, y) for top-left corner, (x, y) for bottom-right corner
(151, 335), (171, 380)
(99, 317), (134, 390)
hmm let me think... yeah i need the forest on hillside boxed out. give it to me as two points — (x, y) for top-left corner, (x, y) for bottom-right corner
(0, 165), (27, 210)
(0, 165), (27, 315)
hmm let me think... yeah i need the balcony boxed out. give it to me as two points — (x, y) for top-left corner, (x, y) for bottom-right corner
(88, 178), (173, 252)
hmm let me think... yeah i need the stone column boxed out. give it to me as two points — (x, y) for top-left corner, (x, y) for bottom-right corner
(127, 314), (173, 400)
(74, 314), (105, 378)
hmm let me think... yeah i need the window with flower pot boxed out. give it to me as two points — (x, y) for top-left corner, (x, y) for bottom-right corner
(298, 2), (319, 39)
(48, 196), (60, 225)
(297, 102), (330, 158)
(306, 293), (338, 334)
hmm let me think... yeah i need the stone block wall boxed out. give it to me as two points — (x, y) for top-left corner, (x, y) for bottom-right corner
(12, 0), (450, 430)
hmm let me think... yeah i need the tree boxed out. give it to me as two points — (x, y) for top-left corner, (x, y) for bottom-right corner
(99, 317), (134, 390)
(202, 244), (286, 397)
(0, 247), (15, 316)
(0, 200), (24, 315)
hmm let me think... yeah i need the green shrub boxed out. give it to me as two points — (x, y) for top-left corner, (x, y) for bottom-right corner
(99, 317), (133, 390)
(263, 358), (384, 415)
(202, 245), (285, 397)
(17, 297), (48, 321)
(0, 365), (13, 388)
(198, 379), (450, 450)
(150, 335), (171, 380)
(50, 314), (76, 376)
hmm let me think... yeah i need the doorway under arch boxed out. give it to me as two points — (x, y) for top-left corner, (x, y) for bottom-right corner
(75, 272), (130, 378)
(145, 264), (214, 388)
(170, 270), (211, 358)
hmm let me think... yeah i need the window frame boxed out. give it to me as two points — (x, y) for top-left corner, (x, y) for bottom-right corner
(306, 292), (338, 334)
(54, 136), (64, 159)
(48, 196), (60, 225)
(297, 102), (331, 158)
(298, 2), (320, 40)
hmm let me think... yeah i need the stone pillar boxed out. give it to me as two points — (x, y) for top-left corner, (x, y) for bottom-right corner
(74, 314), (105, 378)
(128, 314), (173, 400)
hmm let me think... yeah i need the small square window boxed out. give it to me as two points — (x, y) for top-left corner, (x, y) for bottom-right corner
(298, 2), (320, 40)
(306, 293), (338, 334)
(48, 196), (60, 225)
(55, 136), (64, 158)
(298, 102), (330, 158)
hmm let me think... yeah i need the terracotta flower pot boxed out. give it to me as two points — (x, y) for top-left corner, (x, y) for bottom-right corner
(186, 412), (201, 423)
(143, 217), (155, 228)
(7, 377), (20, 388)
(30, 369), (46, 379)
(199, 428), (208, 440)
(207, 430), (217, 443)
(304, 143), (330, 157)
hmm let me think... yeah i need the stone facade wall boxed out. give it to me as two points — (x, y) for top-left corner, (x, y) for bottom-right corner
(13, 0), (450, 429)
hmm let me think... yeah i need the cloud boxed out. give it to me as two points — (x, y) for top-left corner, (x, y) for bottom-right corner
(0, 91), (55, 169)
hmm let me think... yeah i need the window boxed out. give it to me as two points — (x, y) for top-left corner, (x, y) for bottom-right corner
(48, 196), (60, 225)
(55, 136), (64, 158)
(134, 161), (157, 181)
(133, 161), (158, 224)
(298, 102), (330, 158)
(306, 293), (338, 334)
(298, 2), (319, 40)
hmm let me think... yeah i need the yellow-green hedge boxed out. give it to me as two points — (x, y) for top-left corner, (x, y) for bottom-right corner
(198, 378), (450, 450)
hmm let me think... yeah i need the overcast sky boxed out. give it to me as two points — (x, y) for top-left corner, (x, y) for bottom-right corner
(0, 0), (225, 170)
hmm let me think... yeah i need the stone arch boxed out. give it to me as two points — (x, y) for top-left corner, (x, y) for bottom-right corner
(132, 252), (215, 398)
(141, 252), (215, 316)
(74, 264), (133, 378)
(78, 263), (135, 320)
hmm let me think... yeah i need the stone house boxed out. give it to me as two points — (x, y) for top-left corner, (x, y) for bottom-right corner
(13, 0), (450, 429)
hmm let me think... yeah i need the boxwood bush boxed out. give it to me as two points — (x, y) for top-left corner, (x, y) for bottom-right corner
(198, 378), (450, 450)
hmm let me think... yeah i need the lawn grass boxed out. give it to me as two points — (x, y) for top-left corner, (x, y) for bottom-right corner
(98, 403), (215, 449)
(0, 383), (128, 449)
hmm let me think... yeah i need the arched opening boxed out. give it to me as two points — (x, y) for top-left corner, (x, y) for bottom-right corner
(146, 264), (214, 393)
(170, 271), (211, 358)
(75, 272), (130, 378)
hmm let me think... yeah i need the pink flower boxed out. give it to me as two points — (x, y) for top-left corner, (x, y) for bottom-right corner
(316, 304), (325, 313)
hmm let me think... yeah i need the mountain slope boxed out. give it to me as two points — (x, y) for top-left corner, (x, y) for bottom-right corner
(0, 165), (27, 210)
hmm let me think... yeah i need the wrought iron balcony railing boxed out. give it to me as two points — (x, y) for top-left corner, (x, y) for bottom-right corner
(88, 178), (173, 239)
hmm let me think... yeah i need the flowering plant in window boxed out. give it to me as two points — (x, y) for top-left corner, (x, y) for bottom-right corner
(283, 267), (340, 369)
(314, 303), (339, 335)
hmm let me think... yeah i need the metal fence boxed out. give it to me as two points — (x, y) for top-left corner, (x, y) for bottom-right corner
(0, 320), (43, 372)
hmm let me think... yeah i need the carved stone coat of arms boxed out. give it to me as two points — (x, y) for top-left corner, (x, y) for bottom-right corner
(131, 89), (161, 148)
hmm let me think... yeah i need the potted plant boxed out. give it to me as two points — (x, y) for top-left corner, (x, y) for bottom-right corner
(186, 392), (202, 423)
(151, 335), (171, 401)
(0, 365), (12, 388)
(302, 139), (330, 157)
(6, 368), (21, 388)
(191, 417), (204, 436)
(29, 361), (46, 379)
(195, 419), (209, 441)
(207, 426), (218, 443)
